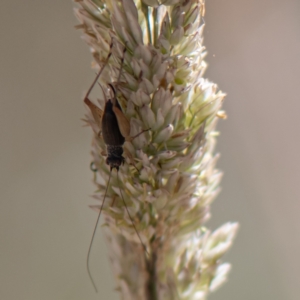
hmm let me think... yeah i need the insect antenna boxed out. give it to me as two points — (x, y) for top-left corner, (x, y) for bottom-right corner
(85, 42), (150, 292)
(87, 169), (112, 293)
(116, 172), (149, 256)
(85, 42), (114, 293)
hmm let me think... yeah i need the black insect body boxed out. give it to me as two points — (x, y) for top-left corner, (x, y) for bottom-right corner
(101, 99), (125, 170)
(83, 44), (149, 292)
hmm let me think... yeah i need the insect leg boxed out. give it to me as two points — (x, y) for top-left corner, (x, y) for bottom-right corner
(108, 47), (151, 141)
(128, 128), (151, 141)
(84, 43), (114, 136)
(105, 40), (126, 103)
(115, 45), (127, 101)
(117, 172), (149, 257)
(84, 41), (113, 104)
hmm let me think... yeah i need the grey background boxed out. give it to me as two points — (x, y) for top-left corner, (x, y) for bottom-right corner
(1, 0), (299, 299)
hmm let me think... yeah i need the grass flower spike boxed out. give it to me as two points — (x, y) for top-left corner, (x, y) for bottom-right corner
(75, 0), (238, 299)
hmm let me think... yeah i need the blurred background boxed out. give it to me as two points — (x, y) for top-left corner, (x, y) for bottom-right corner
(1, 0), (299, 299)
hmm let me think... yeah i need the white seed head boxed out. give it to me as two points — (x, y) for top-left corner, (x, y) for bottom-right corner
(75, 0), (238, 298)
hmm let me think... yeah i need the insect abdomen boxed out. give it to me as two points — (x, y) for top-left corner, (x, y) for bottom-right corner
(102, 99), (125, 170)
(101, 99), (125, 146)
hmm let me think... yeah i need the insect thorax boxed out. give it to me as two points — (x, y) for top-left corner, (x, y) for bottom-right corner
(106, 144), (125, 170)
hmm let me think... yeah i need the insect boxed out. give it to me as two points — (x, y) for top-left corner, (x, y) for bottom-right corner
(83, 42), (149, 292)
